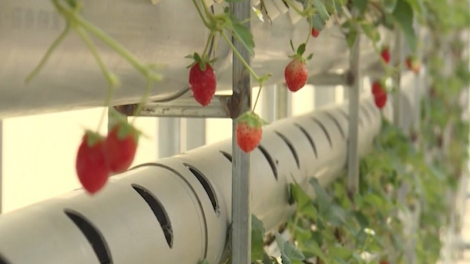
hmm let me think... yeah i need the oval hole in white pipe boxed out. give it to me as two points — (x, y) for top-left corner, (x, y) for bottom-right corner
(64, 209), (113, 264)
(274, 131), (300, 169)
(131, 184), (173, 248)
(294, 123), (318, 159)
(311, 117), (333, 148)
(183, 163), (220, 216)
(257, 144), (279, 181)
(219, 151), (232, 162)
(325, 112), (345, 139)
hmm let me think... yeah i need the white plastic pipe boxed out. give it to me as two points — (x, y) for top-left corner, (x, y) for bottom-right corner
(0, 78), (421, 264)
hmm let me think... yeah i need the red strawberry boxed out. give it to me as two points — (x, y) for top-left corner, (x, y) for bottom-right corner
(236, 112), (263, 153)
(405, 56), (421, 74)
(285, 57), (308, 92)
(76, 131), (110, 195)
(371, 80), (384, 96)
(311, 28), (320, 38)
(285, 42), (312, 92)
(380, 47), (390, 64)
(188, 53), (217, 106)
(104, 121), (140, 173)
(374, 92), (387, 109)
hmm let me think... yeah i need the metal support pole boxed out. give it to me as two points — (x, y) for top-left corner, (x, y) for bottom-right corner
(276, 83), (291, 119)
(347, 34), (361, 196)
(158, 118), (181, 158)
(0, 121), (2, 214)
(393, 32), (403, 127)
(261, 85), (277, 123)
(230, 2), (252, 264)
(184, 118), (206, 151)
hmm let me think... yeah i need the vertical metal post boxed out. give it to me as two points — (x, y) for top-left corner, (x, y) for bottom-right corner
(230, 1), (252, 264)
(158, 118), (181, 158)
(261, 85), (277, 123)
(0, 121), (2, 214)
(184, 118), (206, 151)
(347, 34), (361, 196)
(276, 83), (291, 119)
(393, 32), (403, 127)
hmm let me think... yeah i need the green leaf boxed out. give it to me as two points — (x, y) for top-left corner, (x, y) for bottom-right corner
(296, 43), (306, 56)
(226, 10), (255, 55)
(252, 215), (265, 261)
(302, 239), (327, 261)
(275, 233), (305, 264)
(352, 0), (368, 14)
(361, 22), (380, 43)
(312, 0), (330, 21)
(309, 178), (331, 214)
(309, 13), (326, 31)
(262, 253), (274, 264)
(325, 204), (347, 226)
(289, 183), (312, 212)
(329, 244), (353, 259)
(198, 259), (209, 264)
(383, 0), (397, 13)
(392, 0), (416, 52)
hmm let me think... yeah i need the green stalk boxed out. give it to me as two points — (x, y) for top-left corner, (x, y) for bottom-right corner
(75, 27), (116, 86)
(283, 0), (307, 17)
(221, 32), (261, 81)
(25, 25), (71, 83)
(192, 0), (211, 28)
(202, 32), (214, 58)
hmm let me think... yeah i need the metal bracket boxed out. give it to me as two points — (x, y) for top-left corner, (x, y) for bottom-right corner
(114, 95), (232, 118)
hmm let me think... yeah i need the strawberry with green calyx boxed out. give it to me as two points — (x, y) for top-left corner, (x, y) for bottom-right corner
(380, 46), (391, 64)
(236, 111), (268, 153)
(371, 80), (386, 95)
(104, 119), (141, 173)
(284, 41), (313, 92)
(76, 130), (110, 195)
(186, 52), (217, 107)
(405, 55), (421, 74)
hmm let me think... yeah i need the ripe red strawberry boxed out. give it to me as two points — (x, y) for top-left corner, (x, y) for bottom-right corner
(285, 58), (308, 92)
(405, 56), (421, 74)
(188, 53), (217, 106)
(284, 42), (312, 92)
(311, 28), (320, 38)
(236, 112), (263, 153)
(380, 47), (390, 64)
(374, 92), (387, 109)
(76, 131), (110, 195)
(371, 80), (384, 96)
(104, 121), (140, 173)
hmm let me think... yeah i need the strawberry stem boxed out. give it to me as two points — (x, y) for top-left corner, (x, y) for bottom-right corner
(252, 83), (263, 113)
(25, 24), (71, 84)
(51, 0), (162, 82)
(202, 32), (214, 59)
(75, 26), (118, 87)
(221, 31), (263, 82)
(192, 0), (211, 28)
